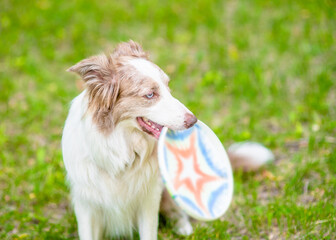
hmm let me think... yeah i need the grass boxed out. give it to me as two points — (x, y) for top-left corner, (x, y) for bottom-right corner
(0, 0), (335, 239)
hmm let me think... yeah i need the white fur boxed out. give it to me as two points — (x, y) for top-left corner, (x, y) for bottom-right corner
(129, 58), (192, 130)
(128, 58), (169, 84)
(145, 97), (192, 130)
(62, 91), (163, 239)
(62, 57), (194, 239)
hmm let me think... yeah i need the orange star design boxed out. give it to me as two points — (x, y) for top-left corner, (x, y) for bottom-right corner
(165, 131), (219, 212)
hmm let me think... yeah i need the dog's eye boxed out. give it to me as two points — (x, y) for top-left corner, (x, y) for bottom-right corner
(145, 92), (154, 99)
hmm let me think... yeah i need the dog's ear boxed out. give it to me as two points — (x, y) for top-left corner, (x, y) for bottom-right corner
(67, 54), (114, 84)
(112, 40), (149, 59)
(67, 54), (119, 111)
(67, 54), (120, 133)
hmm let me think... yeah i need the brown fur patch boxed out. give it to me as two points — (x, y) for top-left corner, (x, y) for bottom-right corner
(68, 40), (163, 134)
(111, 63), (161, 125)
(68, 54), (119, 133)
(112, 40), (149, 59)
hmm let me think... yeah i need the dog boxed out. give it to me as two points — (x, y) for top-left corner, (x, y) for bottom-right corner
(62, 40), (274, 240)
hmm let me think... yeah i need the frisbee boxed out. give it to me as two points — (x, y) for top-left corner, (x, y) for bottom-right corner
(158, 120), (233, 221)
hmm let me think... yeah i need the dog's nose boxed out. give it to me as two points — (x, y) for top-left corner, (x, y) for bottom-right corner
(184, 113), (197, 129)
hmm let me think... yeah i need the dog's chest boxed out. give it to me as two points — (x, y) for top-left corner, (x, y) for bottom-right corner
(85, 121), (156, 172)
(86, 124), (160, 199)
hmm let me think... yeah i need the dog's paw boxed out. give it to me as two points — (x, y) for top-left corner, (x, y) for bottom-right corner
(174, 219), (193, 236)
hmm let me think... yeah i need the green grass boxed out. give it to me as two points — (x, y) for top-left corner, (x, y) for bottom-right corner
(1, 0), (335, 239)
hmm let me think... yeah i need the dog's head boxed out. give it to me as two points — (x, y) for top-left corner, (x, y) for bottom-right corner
(68, 40), (197, 139)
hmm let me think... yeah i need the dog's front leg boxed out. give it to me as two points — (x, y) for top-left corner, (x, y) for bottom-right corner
(137, 180), (162, 240)
(74, 200), (103, 240)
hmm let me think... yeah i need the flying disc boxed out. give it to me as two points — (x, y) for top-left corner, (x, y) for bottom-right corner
(158, 120), (233, 221)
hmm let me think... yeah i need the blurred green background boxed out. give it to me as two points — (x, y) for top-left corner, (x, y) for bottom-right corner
(0, 0), (335, 239)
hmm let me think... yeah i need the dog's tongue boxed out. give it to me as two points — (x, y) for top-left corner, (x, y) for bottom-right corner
(137, 117), (164, 140)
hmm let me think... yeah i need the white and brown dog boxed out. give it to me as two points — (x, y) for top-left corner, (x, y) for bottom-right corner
(62, 41), (274, 240)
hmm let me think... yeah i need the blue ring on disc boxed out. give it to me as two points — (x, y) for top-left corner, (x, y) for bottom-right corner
(158, 120), (234, 221)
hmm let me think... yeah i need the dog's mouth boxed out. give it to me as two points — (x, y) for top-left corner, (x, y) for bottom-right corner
(136, 117), (164, 140)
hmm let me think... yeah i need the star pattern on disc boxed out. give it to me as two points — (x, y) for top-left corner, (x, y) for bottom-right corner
(165, 131), (219, 212)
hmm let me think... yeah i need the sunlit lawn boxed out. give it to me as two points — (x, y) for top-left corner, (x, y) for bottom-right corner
(1, 0), (335, 239)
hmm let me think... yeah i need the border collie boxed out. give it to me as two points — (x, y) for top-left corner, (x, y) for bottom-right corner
(62, 41), (274, 240)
